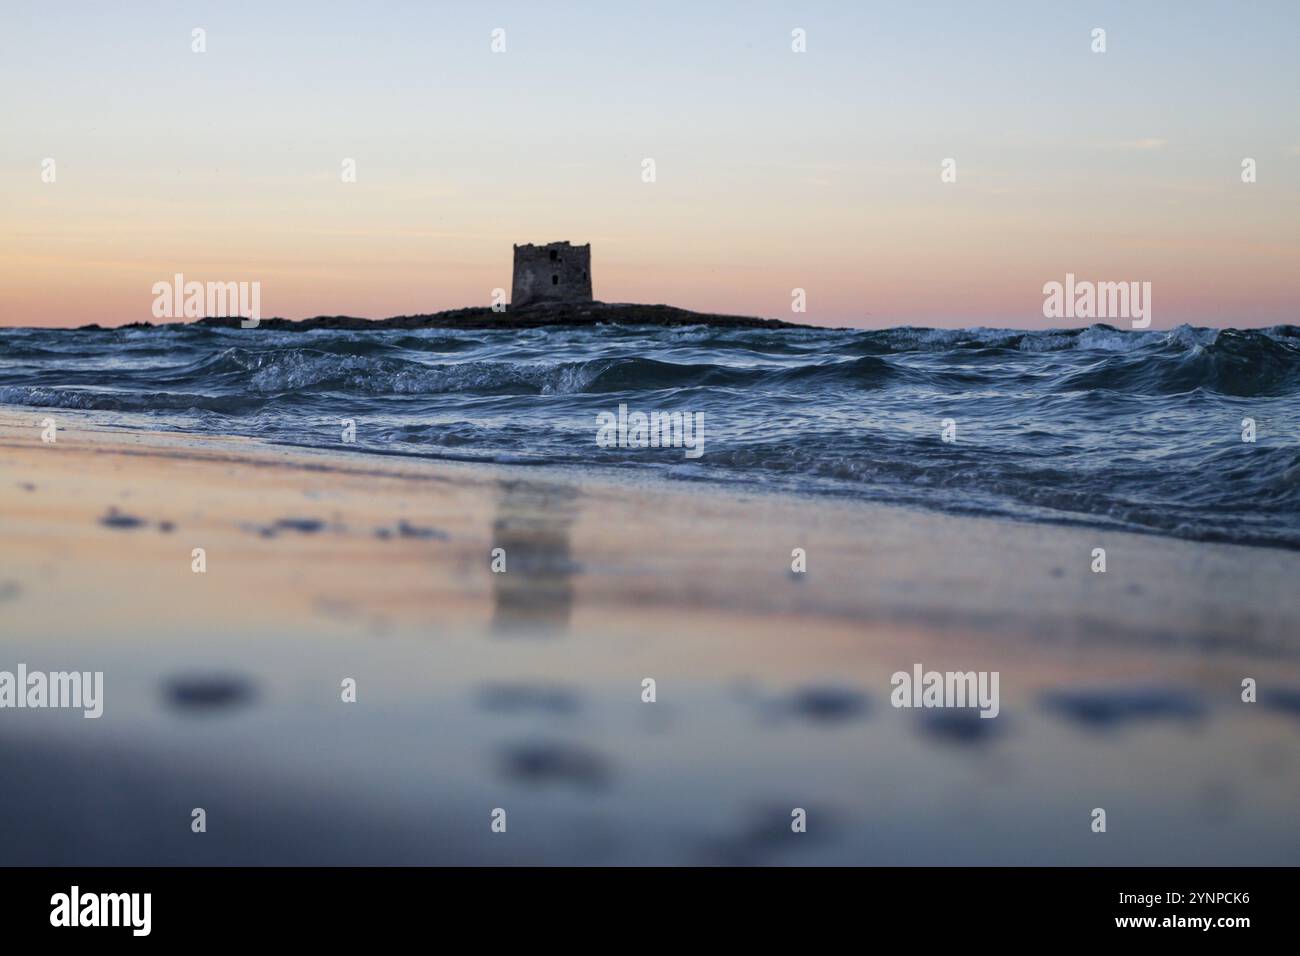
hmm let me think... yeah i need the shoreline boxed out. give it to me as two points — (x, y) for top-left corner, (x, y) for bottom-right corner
(3, 400), (1294, 555)
(44, 301), (813, 334)
(3, 406), (1299, 646)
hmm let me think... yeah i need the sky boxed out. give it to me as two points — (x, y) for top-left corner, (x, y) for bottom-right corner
(1, 0), (1297, 329)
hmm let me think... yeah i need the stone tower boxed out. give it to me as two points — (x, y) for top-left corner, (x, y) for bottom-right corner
(511, 241), (592, 308)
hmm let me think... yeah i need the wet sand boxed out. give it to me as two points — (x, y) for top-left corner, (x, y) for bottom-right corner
(2, 409), (1299, 865)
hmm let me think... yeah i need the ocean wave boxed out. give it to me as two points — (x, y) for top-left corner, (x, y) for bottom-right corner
(1055, 330), (1300, 396)
(173, 347), (608, 396)
(0, 385), (264, 414)
(2, 322), (1297, 549)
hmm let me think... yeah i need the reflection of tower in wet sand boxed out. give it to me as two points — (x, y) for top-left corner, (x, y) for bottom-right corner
(491, 480), (580, 635)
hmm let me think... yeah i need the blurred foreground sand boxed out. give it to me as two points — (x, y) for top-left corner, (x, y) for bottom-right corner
(1, 411), (1298, 864)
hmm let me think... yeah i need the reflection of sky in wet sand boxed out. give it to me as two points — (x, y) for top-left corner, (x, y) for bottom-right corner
(490, 481), (579, 636)
(4, 635), (1299, 866)
(5, 615), (1297, 865)
(2, 422), (1299, 865)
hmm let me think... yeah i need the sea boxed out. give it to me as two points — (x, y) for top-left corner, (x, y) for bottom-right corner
(2, 321), (1298, 549)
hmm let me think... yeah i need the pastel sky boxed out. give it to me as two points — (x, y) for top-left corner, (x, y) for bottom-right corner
(2, 0), (1297, 329)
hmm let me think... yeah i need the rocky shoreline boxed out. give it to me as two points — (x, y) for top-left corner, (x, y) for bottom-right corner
(75, 301), (808, 332)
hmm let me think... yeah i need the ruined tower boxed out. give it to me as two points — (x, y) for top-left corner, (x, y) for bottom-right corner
(511, 241), (592, 308)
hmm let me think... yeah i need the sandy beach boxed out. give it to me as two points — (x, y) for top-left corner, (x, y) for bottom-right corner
(2, 408), (1299, 865)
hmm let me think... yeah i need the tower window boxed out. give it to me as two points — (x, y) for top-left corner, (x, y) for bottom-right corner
(552, 274), (559, 285)
(549, 250), (558, 261)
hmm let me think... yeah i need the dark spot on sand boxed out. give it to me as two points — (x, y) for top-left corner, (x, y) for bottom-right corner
(163, 675), (257, 712)
(0, 580), (22, 602)
(697, 803), (835, 865)
(1262, 687), (1300, 719)
(919, 707), (1003, 745)
(18, 482), (36, 492)
(1049, 566), (1065, 578)
(100, 507), (145, 530)
(499, 740), (611, 789)
(158, 520), (175, 533)
(313, 597), (357, 620)
(740, 803), (833, 846)
(478, 682), (580, 716)
(274, 517), (325, 534)
(1040, 686), (1205, 730)
(778, 685), (870, 724)
(374, 527), (393, 540)
(397, 520), (448, 540)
